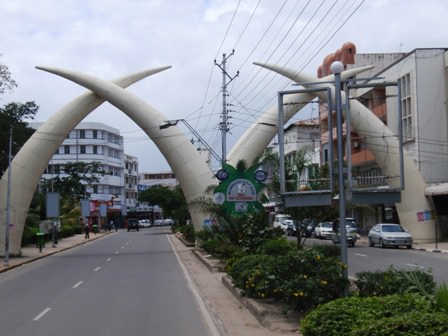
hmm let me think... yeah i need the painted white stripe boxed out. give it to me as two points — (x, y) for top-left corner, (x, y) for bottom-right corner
(106, 258), (111, 262)
(115, 251), (119, 254)
(94, 266), (101, 272)
(406, 263), (425, 269)
(355, 253), (368, 257)
(73, 281), (83, 289)
(33, 308), (51, 321)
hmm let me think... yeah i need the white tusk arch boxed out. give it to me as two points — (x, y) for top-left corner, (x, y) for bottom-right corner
(0, 66), (171, 255)
(36, 66), (215, 235)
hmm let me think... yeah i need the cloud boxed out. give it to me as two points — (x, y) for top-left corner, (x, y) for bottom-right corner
(1, 0), (448, 172)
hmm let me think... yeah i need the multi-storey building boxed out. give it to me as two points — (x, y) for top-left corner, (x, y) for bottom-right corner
(30, 121), (128, 210)
(266, 118), (320, 212)
(124, 154), (138, 211)
(317, 42), (448, 238)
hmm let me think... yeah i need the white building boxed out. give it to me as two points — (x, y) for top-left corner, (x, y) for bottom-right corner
(30, 121), (129, 208)
(124, 154), (139, 211)
(317, 43), (448, 238)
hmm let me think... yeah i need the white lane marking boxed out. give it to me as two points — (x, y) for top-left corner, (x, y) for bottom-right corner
(167, 234), (221, 336)
(115, 251), (119, 254)
(106, 258), (111, 262)
(355, 253), (368, 257)
(94, 266), (101, 272)
(73, 281), (83, 289)
(121, 246), (125, 249)
(406, 263), (425, 269)
(33, 308), (51, 321)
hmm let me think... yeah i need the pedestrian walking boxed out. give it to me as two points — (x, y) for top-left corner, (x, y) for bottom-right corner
(84, 222), (90, 239)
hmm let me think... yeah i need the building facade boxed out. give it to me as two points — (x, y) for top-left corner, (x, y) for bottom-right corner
(30, 121), (128, 209)
(317, 43), (448, 238)
(124, 154), (139, 211)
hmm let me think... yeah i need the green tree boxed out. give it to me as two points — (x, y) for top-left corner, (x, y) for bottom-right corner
(42, 161), (105, 203)
(0, 101), (39, 175)
(138, 184), (190, 223)
(0, 58), (18, 95)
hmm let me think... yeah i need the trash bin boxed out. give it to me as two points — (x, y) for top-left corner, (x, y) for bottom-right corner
(93, 224), (98, 235)
(36, 232), (45, 252)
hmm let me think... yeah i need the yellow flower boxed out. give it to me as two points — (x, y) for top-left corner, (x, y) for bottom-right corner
(303, 274), (307, 279)
(320, 280), (328, 286)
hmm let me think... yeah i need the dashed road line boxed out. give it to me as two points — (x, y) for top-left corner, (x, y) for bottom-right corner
(33, 308), (51, 321)
(354, 253), (368, 257)
(94, 266), (101, 272)
(73, 281), (83, 289)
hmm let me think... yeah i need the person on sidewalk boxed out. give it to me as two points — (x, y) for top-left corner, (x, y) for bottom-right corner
(84, 222), (90, 239)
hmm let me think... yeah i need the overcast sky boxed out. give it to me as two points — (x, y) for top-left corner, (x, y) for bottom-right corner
(1, 0), (448, 172)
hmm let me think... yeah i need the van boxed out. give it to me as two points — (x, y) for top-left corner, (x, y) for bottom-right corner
(127, 218), (140, 231)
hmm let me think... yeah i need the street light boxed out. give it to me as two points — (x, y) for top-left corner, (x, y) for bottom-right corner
(159, 119), (221, 163)
(331, 60), (348, 296)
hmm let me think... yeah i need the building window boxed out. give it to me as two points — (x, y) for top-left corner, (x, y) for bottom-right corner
(64, 145), (70, 154)
(400, 73), (413, 141)
(93, 145), (97, 154)
(80, 145), (86, 154)
(93, 130), (98, 139)
(79, 130), (86, 139)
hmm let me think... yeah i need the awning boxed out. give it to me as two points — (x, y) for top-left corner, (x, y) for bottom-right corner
(425, 183), (448, 196)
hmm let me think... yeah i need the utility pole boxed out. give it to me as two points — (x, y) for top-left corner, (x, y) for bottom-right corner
(215, 51), (239, 164)
(4, 126), (12, 266)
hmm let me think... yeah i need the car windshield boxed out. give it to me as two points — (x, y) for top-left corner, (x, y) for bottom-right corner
(381, 224), (405, 232)
(321, 222), (333, 228)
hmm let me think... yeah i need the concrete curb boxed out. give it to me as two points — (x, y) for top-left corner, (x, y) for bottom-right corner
(190, 245), (301, 333)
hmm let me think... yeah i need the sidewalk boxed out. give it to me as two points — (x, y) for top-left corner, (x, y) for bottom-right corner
(0, 231), (110, 273)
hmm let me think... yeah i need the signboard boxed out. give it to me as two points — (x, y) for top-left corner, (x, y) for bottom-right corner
(213, 163), (267, 215)
(46, 192), (60, 218)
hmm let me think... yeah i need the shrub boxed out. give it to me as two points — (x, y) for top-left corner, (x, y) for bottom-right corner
(59, 225), (74, 238)
(310, 244), (341, 258)
(72, 223), (83, 234)
(228, 247), (347, 312)
(227, 254), (283, 299)
(277, 249), (346, 312)
(435, 283), (448, 313)
(355, 265), (435, 297)
(172, 223), (195, 242)
(350, 311), (448, 336)
(300, 293), (433, 336)
(21, 225), (39, 246)
(256, 238), (294, 256)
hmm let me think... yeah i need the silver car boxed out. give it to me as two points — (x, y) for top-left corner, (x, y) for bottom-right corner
(368, 223), (413, 249)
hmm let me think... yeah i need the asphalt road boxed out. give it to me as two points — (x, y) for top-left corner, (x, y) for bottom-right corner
(348, 245), (448, 284)
(300, 236), (448, 284)
(0, 228), (216, 336)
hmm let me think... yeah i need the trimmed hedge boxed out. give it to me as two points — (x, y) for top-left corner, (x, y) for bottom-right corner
(355, 265), (436, 297)
(300, 293), (435, 336)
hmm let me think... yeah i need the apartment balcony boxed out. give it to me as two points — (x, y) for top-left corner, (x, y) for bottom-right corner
(351, 149), (375, 166)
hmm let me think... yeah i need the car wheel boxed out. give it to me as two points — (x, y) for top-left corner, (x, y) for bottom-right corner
(368, 237), (374, 247)
(407, 245), (412, 249)
(379, 239), (385, 248)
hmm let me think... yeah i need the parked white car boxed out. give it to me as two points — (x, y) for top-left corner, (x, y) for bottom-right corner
(273, 214), (292, 233)
(314, 221), (334, 239)
(138, 219), (152, 228)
